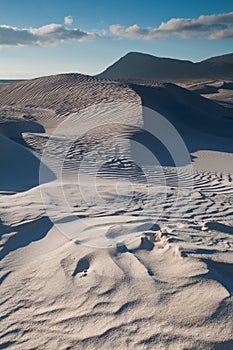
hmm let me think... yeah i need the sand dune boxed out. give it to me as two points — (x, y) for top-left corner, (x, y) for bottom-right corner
(180, 80), (233, 110)
(0, 74), (233, 349)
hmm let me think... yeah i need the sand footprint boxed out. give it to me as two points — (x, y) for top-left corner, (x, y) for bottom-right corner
(72, 255), (91, 278)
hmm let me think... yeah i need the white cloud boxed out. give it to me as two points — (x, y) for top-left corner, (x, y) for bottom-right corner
(0, 23), (94, 46)
(0, 11), (232, 47)
(110, 24), (161, 40)
(110, 11), (233, 40)
(64, 16), (73, 26)
(209, 27), (233, 40)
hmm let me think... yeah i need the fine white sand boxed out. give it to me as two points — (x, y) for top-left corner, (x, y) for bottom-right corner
(0, 74), (233, 350)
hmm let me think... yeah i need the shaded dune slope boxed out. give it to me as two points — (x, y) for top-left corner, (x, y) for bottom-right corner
(0, 74), (140, 190)
(129, 82), (233, 156)
(0, 74), (232, 168)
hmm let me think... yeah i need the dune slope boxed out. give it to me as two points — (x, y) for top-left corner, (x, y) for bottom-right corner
(0, 74), (233, 350)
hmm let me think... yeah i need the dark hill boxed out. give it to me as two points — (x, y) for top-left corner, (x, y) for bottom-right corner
(97, 52), (233, 81)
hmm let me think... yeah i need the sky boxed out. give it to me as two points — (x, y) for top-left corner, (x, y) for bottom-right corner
(0, 0), (232, 78)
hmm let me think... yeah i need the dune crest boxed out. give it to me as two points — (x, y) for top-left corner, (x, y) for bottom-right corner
(0, 73), (233, 349)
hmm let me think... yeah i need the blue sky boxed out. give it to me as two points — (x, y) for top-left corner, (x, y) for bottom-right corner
(0, 0), (232, 78)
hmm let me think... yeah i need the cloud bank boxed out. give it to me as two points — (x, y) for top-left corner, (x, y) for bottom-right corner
(110, 11), (233, 40)
(0, 23), (93, 46)
(0, 12), (232, 47)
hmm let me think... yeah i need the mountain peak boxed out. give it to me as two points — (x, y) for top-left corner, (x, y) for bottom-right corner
(97, 52), (233, 81)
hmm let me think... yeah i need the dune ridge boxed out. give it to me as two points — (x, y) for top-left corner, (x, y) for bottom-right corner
(0, 73), (233, 349)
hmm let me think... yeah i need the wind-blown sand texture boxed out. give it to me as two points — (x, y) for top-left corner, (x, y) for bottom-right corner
(0, 74), (233, 349)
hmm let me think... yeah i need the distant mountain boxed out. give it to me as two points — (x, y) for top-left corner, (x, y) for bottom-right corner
(97, 52), (233, 81)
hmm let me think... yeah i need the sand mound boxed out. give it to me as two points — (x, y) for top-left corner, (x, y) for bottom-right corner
(180, 79), (233, 110)
(0, 73), (233, 349)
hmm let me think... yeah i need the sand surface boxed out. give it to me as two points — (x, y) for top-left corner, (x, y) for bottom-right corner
(0, 74), (233, 349)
